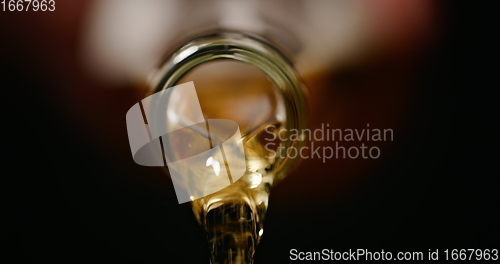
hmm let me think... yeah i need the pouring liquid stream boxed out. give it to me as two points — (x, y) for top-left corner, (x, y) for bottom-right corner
(180, 60), (286, 264)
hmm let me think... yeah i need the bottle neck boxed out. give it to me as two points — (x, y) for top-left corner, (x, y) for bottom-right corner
(149, 31), (307, 179)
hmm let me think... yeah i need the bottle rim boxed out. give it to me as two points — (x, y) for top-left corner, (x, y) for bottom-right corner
(148, 31), (308, 180)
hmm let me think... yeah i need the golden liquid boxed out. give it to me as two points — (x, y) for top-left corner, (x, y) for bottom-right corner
(179, 60), (286, 263)
(191, 128), (280, 264)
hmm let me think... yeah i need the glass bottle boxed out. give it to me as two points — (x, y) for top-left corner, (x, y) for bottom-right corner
(149, 31), (306, 264)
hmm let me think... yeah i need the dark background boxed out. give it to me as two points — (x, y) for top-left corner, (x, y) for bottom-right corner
(2, 1), (498, 263)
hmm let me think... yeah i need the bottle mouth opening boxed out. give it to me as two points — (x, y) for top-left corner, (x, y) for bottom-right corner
(148, 31), (307, 178)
